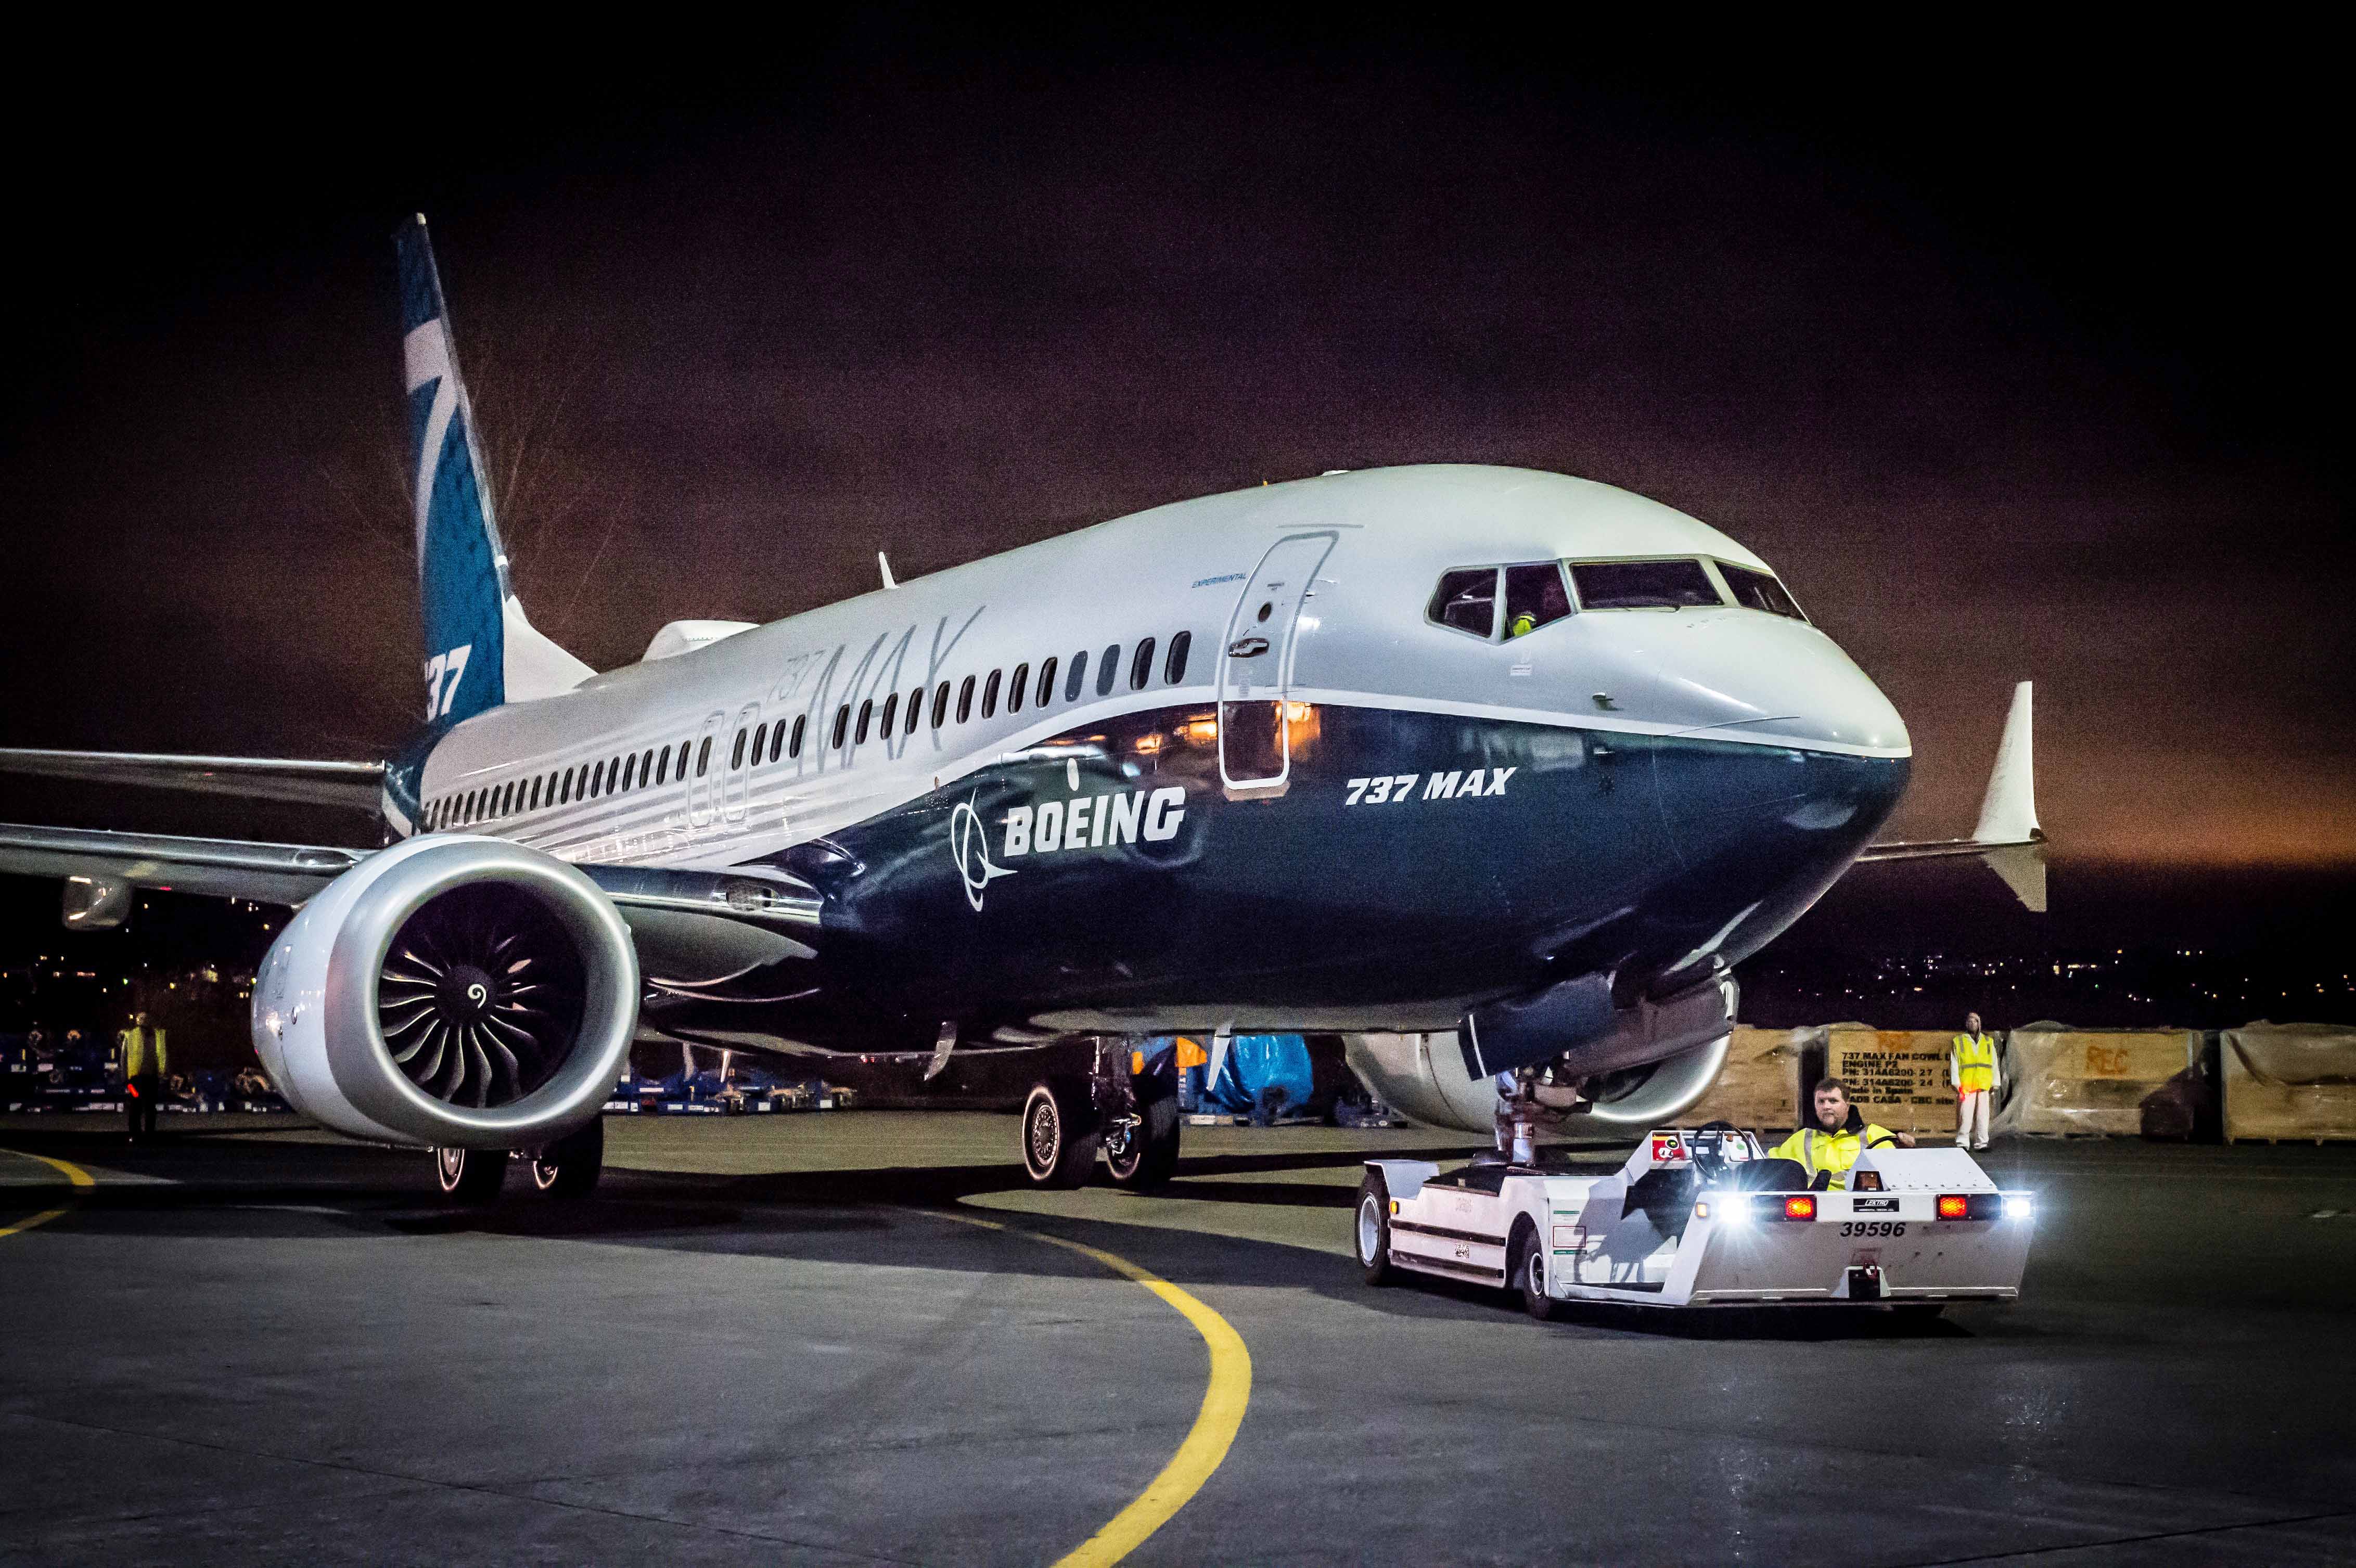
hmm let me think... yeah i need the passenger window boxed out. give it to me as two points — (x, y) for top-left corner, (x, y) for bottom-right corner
(528, 778), (541, 812)
(789, 714), (806, 758)
(1429, 568), (1500, 637)
(932, 681), (951, 729)
(771, 723), (786, 762)
(981, 669), (1001, 718)
(588, 763), (603, 798)
(1009, 662), (1029, 713)
(1130, 638), (1155, 691)
(957, 674), (976, 723)
(751, 723), (767, 763)
(831, 705), (849, 750)
(879, 693), (899, 737)
(855, 699), (873, 745)
(1569, 558), (1722, 609)
(1065, 651), (1087, 702)
(729, 730), (746, 769)
(621, 755), (636, 792)
(906, 688), (922, 736)
(1719, 561), (1807, 620)
(656, 749), (669, 786)
(1096, 645), (1120, 697)
(1036, 657), (1057, 708)
(697, 736), (713, 776)
(1164, 631), (1190, 685)
(1503, 563), (1572, 639)
(641, 749), (654, 785)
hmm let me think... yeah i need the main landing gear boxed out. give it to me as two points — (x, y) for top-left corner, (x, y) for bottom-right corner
(433, 1117), (606, 1205)
(1021, 1036), (1182, 1191)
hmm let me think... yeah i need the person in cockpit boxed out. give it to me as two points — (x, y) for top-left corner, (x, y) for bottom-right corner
(1768, 1077), (1913, 1190)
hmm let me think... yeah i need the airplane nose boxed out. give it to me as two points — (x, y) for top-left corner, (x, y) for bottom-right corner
(1663, 616), (1911, 757)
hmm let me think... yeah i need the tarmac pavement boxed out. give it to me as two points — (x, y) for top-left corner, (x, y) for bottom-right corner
(4, 1112), (2354, 1565)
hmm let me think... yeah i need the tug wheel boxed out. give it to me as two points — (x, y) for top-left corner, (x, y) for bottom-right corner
(1357, 1172), (1394, 1286)
(1510, 1216), (1557, 1321)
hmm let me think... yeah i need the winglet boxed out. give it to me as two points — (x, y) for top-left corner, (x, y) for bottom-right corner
(1971, 680), (2040, 846)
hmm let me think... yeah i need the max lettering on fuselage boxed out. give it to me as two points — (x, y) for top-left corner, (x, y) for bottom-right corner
(1003, 785), (1186, 857)
(1342, 767), (1516, 806)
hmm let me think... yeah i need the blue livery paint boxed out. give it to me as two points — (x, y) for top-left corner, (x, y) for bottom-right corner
(396, 215), (509, 730)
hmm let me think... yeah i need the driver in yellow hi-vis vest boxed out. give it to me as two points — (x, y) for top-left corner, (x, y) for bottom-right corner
(1951, 1012), (2001, 1152)
(1768, 1078), (1914, 1190)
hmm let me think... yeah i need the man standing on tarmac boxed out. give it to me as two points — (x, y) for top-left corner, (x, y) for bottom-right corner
(119, 1009), (167, 1143)
(1769, 1077), (1914, 1190)
(1951, 1012), (2001, 1152)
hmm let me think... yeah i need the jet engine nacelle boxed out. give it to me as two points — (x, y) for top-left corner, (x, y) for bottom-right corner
(251, 836), (639, 1150)
(1343, 971), (1738, 1135)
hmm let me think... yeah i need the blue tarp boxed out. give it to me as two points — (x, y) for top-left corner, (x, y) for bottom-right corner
(1200, 1034), (1316, 1115)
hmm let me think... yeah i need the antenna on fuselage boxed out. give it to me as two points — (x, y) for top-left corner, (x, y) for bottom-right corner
(878, 551), (898, 590)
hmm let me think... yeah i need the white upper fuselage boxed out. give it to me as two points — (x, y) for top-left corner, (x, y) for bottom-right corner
(413, 465), (1910, 869)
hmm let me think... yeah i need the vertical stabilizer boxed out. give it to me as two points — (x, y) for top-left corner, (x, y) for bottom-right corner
(396, 215), (592, 728)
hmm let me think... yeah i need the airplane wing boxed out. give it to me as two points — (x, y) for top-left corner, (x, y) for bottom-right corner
(0, 748), (387, 814)
(0, 821), (367, 905)
(1855, 680), (2046, 910)
(0, 820), (820, 976)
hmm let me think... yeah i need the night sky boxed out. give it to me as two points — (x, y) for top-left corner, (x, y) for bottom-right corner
(3, 22), (2347, 939)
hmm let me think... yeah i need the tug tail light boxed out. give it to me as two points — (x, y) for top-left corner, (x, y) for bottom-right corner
(1938, 1193), (2005, 1220)
(1781, 1195), (1815, 1221)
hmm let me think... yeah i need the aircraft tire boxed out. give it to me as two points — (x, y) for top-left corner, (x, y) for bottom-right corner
(1021, 1078), (1099, 1189)
(434, 1145), (508, 1206)
(529, 1117), (605, 1200)
(1106, 1094), (1181, 1189)
(1356, 1172), (1394, 1286)
(1510, 1216), (1557, 1321)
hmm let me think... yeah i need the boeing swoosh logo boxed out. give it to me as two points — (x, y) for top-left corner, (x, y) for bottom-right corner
(950, 796), (1016, 911)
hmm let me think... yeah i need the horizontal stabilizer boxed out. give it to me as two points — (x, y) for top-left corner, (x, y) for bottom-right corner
(0, 749), (387, 814)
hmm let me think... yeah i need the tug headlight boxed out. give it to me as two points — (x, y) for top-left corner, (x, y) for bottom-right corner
(1696, 1197), (1749, 1225)
(2003, 1195), (2034, 1220)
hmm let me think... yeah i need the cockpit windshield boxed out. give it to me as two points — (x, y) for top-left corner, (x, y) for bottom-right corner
(1568, 558), (1721, 609)
(1718, 561), (1807, 621)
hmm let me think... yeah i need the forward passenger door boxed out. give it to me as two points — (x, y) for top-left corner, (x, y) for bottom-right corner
(1219, 531), (1337, 798)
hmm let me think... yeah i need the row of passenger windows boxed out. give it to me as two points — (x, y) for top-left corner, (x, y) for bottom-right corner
(813, 628), (1193, 756)
(421, 627), (1196, 832)
(424, 734), (713, 831)
(1427, 557), (1805, 640)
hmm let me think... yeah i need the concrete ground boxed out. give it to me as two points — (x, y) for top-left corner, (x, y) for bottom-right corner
(3, 1111), (2354, 1566)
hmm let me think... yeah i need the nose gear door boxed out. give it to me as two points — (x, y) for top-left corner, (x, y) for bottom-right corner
(1219, 531), (1336, 798)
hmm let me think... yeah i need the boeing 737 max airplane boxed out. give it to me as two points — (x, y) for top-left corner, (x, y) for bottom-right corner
(0, 217), (2043, 1200)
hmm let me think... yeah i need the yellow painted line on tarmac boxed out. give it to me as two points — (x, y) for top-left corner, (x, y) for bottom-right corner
(935, 1205), (1252, 1568)
(0, 1147), (95, 1238)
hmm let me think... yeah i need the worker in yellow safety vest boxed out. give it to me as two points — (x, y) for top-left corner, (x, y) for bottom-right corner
(1951, 1012), (2001, 1152)
(118, 1009), (168, 1143)
(1768, 1077), (1913, 1190)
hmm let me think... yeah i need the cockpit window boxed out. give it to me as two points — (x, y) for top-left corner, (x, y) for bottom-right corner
(1428, 568), (1499, 637)
(1718, 561), (1806, 621)
(1503, 562), (1571, 638)
(1568, 558), (1722, 610)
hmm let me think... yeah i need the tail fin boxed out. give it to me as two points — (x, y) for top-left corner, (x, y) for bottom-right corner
(396, 215), (592, 728)
(1856, 679), (2046, 910)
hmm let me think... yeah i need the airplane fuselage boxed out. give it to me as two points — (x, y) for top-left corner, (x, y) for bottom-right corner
(399, 465), (1911, 1051)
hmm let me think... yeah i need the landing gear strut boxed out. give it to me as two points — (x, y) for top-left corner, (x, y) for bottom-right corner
(1021, 1036), (1182, 1190)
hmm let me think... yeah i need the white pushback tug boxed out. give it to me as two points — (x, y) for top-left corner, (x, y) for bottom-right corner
(1358, 1127), (2034, 1316)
